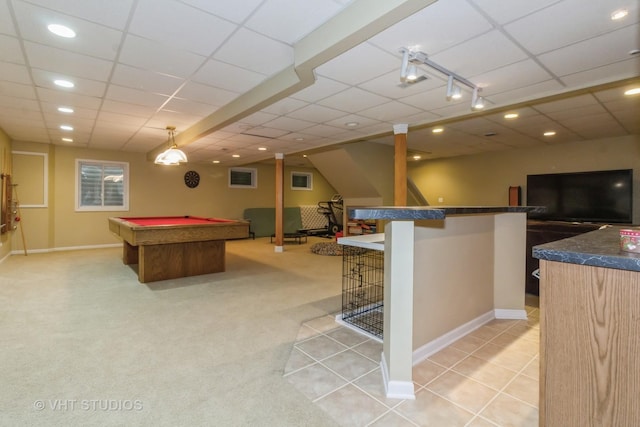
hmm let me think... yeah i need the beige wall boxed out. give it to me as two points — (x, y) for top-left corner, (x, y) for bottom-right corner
(409, 135), (640, 224)
(10, 142), (337, 251)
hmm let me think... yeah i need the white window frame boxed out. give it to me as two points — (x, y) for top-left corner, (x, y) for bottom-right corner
(291, 171), (313, 191)
(75, 159), (129, 211)
(229, 167), (257, 189)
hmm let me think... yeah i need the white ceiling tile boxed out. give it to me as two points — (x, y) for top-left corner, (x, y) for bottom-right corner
(316, 43), (399, 85)
(24, 41), (113, 81)
(287, 103), (348, 123)
(290, 76), (350, 102)
(129, 0), (237, 57)
(12, 1), (124, 60)
(369, 0), (493, 55)
(0, 0), (16, 36)
(0, 106), (42, 122)
(175, 81), (238, 107)
(538, 25), (640, 77)
(245, 0), (344, 44)
(471, 0), (561, 25)
(105, 84), (170, 108)
(0, 81), (36, 99)
(21, 0), (136, 30)
(485, 80), (565, 107)
(318, 87), (391, 113)
(472, 59), (554, 95)
(118, 35), (207, 78)
(534, 94), (598, 113)
(359, 69), (443, 100)
(559, 57), (640, 88)
(180, 0), (263, 23)
(504, 0), (639, 55)
(261, 97), (308, 115)
(111, 64), (185, 95)
(162, 97), (217, 116)
(0, 34), (25, 64)
(540, 104), (608, 121)
(300, 123), (345, 137)
(213, 28), (293, 75)
(37, 87), (103, 109)
(262, 116), (316, 132)
(324, 114), (380, 130)
(358, 101), (423, 122)
(430, 30), (529, 78)
(240, 111), (280, 126)
(0, 62), (31, 84)
(192, 59), (268, 93)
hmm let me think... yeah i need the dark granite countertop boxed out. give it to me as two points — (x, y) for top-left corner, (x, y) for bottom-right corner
(533, 226), (640, 272)
(347, 205), (544, 220)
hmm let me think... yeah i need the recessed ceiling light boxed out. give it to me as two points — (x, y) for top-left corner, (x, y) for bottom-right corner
(303, 154), (308, 158)
(57, 106), (74, 113)
(54, 79), (74, 88)
(543, 131), (556, 137)
(345, 122), (359, 127)
(611, 9), (628, 20)
(232, 154), (240, 158)
(624, 87), (640, 96)
(258, 147), (267, 151)
(60, 125), (73, 131)
(295, 137), (305, 141)
(504, 113), (519, 119)
(212, 160), (220, 164)
(61, 137), (73, 142)
(432, 128), (444, 133)
(47, 24), (76, 38)
(412, 155), (421, 160)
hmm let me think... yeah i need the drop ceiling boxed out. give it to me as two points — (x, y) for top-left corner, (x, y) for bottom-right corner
(0, 0), (638, 167)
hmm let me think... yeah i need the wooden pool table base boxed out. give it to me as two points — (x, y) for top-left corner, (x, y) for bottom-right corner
(123, 240), (225, 283)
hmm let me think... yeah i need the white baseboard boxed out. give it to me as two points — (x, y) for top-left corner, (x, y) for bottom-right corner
(380, 353), (415, 400)
(494, 308), (528, 320)
(10, 243), (122, 255)
(412, 310), (495, 365)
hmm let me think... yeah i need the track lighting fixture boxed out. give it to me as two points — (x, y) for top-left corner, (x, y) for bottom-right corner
(399, 47), (485, 111)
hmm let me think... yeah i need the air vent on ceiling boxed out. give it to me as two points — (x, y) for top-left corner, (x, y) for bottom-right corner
(397, 75), (428, 88)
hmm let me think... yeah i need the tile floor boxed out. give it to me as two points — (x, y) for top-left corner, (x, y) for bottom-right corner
(284, 300), (540, 427)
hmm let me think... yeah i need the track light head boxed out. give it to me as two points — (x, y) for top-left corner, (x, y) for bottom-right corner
(471, 87), (485, 110)
(446, 75), (462, 101)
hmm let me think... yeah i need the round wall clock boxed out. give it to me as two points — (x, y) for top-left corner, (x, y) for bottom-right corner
(184, 170), (200, 188)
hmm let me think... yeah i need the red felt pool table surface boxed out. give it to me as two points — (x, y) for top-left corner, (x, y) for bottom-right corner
(108, 216), (249, 283)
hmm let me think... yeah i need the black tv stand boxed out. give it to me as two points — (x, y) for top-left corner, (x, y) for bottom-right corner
(525, 220), (603, 295)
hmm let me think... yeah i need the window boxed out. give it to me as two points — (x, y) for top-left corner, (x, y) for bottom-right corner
(76, 159), (129, 211)
(229, 167), (257, 188)
(291, 171), (313, 190)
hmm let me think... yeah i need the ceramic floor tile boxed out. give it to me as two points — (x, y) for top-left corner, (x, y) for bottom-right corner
(425, 370), (498, 413)
(449, 334), (488, 354)
(296, 334), (349, 361)
(484, 319), (519, 331)
(283, 347), (316, 375)
(504, 325), (539, 343)
(295, 324), (321, 341)
(368, 410), (419, 427)
(395, 389), (475, 427)
(315, 384), (388, 426)
(472, 343), (535, 372)
(352, 368), (403, 408)
(520, 356), (539, 380)
(285, 363), (347, 401)
(351, 339), (383, 363)
(304, 315), (341, 333)
(322, 349), (378, 381)
(489, 333), (539, 356)
(503, 374), (539, 408)
(466, 416), (501, 427)
(427, 346), (469, 368)
(325, 326), (370, 348)
(411, 359), (447, 387)
(480, 392), (538, 427)
(452, 355), (518, 391)
(469, 325), (503, 341)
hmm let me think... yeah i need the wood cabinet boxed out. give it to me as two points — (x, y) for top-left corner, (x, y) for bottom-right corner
(539, 260), (640, 426)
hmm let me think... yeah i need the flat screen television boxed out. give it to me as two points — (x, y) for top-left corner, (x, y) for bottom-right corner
(527, 169), (633, 223)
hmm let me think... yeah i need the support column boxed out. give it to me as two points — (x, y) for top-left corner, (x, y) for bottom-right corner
(381, 220), (415, 399)
(274, 153), (284, 253)
(393, 124), (408, 206)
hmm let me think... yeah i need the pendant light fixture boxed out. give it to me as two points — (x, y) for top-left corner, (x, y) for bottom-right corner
(154, 126), (187, 165)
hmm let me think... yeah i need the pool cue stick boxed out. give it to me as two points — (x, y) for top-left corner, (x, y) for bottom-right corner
(12, 184), (27, 256)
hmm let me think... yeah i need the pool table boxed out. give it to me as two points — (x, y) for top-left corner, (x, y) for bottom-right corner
(108, 216), (249, 283)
